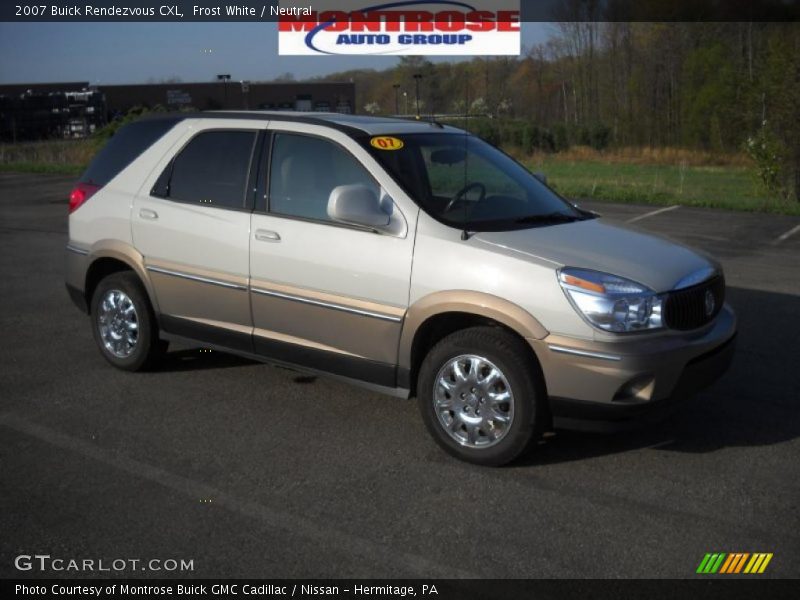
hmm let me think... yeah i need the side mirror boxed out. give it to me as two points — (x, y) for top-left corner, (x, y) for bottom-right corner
(534, 171), (547, 185)
(327, 184), (390, 229)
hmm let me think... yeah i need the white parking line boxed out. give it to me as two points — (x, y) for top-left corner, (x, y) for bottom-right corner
(626, 205), (680, 223)
(773, 223), (800, 245)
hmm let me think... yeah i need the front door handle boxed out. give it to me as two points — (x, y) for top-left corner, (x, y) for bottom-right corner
(255, 229), (281, 242)
(139, 208), (158, 220)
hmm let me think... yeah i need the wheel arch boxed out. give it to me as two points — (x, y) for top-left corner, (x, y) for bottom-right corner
(399, 291), (549, 397)
(84, 241), (159, 315)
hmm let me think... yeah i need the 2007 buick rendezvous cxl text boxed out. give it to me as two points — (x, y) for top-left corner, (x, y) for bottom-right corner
(65, 112), (736, 465)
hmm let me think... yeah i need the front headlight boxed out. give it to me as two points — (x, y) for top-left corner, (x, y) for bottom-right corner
(558, 268), (664, 333)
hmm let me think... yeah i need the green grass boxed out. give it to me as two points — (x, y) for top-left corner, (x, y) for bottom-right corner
(0, 161), (84, 176)
(529, 158), (800, 215)
(2, 139), (798, 215)
(0, 139), (95, 177)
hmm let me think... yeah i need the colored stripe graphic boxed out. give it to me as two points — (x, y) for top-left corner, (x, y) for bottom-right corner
(729, 553), (749, 573)
(697, 553), (727, 573)
(758, 554), (773, 573)
(744, 554), (760, 573)
(710, 553), (726, 573)
(744, 553), (774, 574)
(719, 554), (736, 573)
(697, 554), (713, 573)
(735, 553), (750, 573)
(699, 552), (773, 574)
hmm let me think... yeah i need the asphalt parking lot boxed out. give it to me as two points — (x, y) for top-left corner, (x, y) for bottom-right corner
(1, 172), (798, 579)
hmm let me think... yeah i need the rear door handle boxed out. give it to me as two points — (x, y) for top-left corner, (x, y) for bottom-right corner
(255, 229), (281, 242)
(139, 208), (158, 220)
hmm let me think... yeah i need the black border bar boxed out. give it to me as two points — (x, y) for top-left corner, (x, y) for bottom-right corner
(4, 579), (800, 600)
(2, 1), (798, 23)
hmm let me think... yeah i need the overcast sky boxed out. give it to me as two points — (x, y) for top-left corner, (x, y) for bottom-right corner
(0, 22), (552, 84)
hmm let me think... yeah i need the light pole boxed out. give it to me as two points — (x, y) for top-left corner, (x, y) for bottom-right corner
(240, 80), (250, 110)
(412, 73), (422, 118)
(403, 91), (408, 116)
(392, 84), (400, 116)
(216, 73), (231, 108)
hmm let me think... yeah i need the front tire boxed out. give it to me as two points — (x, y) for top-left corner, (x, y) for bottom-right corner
(417, 326), (543, 466)
(90, 271), (164, 371)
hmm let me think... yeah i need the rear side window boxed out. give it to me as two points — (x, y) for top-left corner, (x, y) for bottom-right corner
(269, 133), (377, 222)
(159, 130), (256, 210)
(81, 118), (180, 186)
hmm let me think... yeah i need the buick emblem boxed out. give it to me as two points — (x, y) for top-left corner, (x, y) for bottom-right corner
(704, 290), (716, 316)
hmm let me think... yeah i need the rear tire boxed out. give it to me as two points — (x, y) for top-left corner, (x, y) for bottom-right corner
(90, 272), (164, 372)
(417, 326), (543, 466)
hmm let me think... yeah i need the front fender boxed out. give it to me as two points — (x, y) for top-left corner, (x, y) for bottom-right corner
(398, 290), (549, 371)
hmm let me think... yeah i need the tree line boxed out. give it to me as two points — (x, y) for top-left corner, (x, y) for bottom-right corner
(310, 23), (799, 202)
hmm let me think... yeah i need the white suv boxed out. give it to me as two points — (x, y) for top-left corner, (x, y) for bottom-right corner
(66, 112), (736, 465)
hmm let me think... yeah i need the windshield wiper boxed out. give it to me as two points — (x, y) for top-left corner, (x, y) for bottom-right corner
(514, 211), (584, 225)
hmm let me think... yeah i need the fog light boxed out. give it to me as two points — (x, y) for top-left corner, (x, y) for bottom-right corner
(613, 374), (656, 403)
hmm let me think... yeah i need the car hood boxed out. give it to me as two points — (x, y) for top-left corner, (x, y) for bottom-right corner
(473, 218), (716, 293)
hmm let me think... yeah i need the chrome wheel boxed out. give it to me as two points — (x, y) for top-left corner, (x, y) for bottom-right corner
(433, 354), (515, 449)
(97, 289), (139, 358)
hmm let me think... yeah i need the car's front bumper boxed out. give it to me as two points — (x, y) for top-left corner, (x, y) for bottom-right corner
(529, 305), (737, 431)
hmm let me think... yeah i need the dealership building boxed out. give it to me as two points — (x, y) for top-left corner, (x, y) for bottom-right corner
(0, 80), (356, 141)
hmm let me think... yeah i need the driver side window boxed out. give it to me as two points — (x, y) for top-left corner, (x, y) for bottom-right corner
(422, 144), (526, 202)
(424, 147), (463, 198)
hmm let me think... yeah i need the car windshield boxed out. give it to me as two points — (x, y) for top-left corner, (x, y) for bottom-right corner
(360, 132), (589, 231)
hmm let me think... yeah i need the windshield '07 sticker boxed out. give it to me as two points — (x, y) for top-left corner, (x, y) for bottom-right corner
(370, 136), (404, 151)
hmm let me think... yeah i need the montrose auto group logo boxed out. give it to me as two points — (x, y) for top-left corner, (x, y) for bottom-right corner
(277, 0), (521, 55)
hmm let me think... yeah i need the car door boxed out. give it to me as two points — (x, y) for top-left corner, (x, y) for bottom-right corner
(249, 125), (415, 387)
(132, 121), (262, 352)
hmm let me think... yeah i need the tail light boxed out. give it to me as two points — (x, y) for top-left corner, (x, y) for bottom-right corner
(69, 182), (102, 214)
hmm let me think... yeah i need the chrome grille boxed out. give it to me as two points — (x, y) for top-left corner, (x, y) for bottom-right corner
(664, 276), (725, 331)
